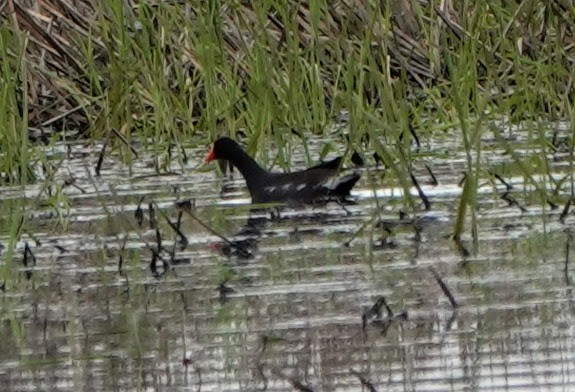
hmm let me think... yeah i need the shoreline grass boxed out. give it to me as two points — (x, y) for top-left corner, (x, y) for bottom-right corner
(1, 2), (572, 138)
(1, 0), (574, 249)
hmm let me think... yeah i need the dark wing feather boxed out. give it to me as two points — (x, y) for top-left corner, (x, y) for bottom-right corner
(305, 156), (342, 172)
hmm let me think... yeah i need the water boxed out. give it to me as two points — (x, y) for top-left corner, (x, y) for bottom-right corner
(1, 126), (574, 391)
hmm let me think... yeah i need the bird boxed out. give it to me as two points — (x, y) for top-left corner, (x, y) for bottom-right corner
(205, 137), (360, 205)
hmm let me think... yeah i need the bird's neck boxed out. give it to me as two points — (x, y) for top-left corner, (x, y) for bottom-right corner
(228, 147), (269, 189)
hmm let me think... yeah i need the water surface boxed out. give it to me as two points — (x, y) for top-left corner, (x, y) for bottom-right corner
(1, 126), (574, 391)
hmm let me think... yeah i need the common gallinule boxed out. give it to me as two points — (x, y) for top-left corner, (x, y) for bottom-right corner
(205, 137), (360, 205)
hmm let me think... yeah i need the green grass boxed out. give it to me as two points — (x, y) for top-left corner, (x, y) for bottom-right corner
(2, 3), (572, 149)
(0, 1), (574, 248)
(0, 28), (35, 185)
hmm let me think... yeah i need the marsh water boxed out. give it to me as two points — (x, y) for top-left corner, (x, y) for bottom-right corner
(1, 124), (575, 391)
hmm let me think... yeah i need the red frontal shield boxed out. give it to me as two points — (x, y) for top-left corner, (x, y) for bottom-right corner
(205, 145), (215, 163)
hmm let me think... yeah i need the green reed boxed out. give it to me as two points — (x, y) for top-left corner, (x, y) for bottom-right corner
(0, 0), (573, 232)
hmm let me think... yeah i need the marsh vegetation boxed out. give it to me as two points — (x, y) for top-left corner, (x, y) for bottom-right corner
(1, 1), (575, 390)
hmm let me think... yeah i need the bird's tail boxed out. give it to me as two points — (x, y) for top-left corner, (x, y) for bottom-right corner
(332, 173), (361, 196)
